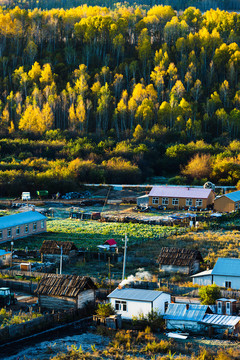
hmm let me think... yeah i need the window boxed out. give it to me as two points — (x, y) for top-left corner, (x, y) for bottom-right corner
(7, 228), (11, 238)
(16, 226), (20, 235)
(225, 281), (231, 288)
(33, 222), (37, 231)
(195, 199), (203, 207)
(41, 220), (45, 229)
(162, 198), (169, 205)
(25, 224), (29, 233)
(115, 300), (127, 311)
(186, 198), (192, 206)
(0, 231), (2, 239)
(172, 198), (179, 205)
(152, 197), (159, 205)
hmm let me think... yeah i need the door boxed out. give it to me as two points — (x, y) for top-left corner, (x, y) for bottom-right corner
(226, 302), (231, 315)
(217, 301), (222, 314)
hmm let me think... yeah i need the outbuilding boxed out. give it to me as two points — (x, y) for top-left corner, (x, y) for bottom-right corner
(164, 303), (213, 332)
(36, 274), (96, 311)
(214, 191), (240, 212)
(0, 249), (11, 266)
(107, 287), (171, 320)
(192, 258), (240, 290)
(200, 314), (240, 335)
(40, 240), (78, 262)
(148, 186), (214, 210)
(157, 247), (203, 275)
(0, 210), (47, 243)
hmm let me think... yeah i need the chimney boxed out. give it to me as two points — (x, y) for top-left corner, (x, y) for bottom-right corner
(186, 304), (189, 310)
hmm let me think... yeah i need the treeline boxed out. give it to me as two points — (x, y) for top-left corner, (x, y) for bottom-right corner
(2, 0), (240, 11)
(1, 5), (240, 192)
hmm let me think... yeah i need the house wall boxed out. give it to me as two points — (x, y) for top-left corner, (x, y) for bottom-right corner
(213, 275), (240, 290)
(109, 298), (152, 320)
(0, 219), (46, 243)
(0, 253), (11, 266)
(42, 254), (70, 263)
(214, 197), (235, 213)
(160, 265), (190, 274)
(137, 196), (149, 207)
(192, 275), (213, 286)
(149, 197), (209, 210)
(166, 319), (202, 332)
(152, 293), (171, 314)
(77, 289), (95, 309)
(39, 294), (76, 310)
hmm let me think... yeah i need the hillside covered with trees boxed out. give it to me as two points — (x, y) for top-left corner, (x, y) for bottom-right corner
(1, 5), (240, 194)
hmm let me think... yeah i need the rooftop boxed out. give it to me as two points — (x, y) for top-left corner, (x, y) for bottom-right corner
(212, 258), (240, 277)
(108, 288), (164, 302)
(164, 303), (211, 321)
(36, 274), (96, 297)
(222, 190), (240, 202)
(40, 240), (78, 255)
(158, 247), (203, 267)
(149, 186), (212, 199)
(201, 314), (240, 327)
(191, 269), (213, 278)
(0, 250), (11, 256)
(0, 211), (46, 230)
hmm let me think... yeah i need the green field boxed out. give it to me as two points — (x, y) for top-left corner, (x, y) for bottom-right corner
(3, 219), (185, 250)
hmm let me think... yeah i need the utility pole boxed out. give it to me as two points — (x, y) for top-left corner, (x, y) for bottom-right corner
(108, 257), (112, 290)
(10, 240), (14, 274)
(60, 245), (63, 275)
(122, 234), (128, 281)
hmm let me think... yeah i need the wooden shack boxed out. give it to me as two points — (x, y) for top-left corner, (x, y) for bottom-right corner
(157, 247), (203, 275)
(36, 274), (96, 311)
(40, 240), (78, 262)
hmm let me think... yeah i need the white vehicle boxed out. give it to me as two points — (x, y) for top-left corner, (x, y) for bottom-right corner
(22, 192), (31, 201)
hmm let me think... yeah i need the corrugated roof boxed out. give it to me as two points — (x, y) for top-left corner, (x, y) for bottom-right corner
(212, 258), (240, 276)
(40, 240), (78, 255)
(217, 298), (236, 302)
(164, 303), (210, 321)
(0, 211), (46, 229)
(158, 247), (203, 267)
(149, 186), (212, 199)
(191, 269), (213, 278)
(108, 288), (163, 302)
(223, 191), (240, 202)
(0, 250), (11, 256)
(201, 314), (240, 327)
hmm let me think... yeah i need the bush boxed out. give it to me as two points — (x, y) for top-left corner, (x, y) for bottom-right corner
(95, 303), (115, 318)
(199, 284), (221, 305)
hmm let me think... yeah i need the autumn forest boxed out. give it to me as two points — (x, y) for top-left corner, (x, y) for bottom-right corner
(1, 4), (240, 194)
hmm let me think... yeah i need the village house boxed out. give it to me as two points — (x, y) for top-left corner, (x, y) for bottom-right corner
(148, 186), (215, 210)
(157, 247), (203, 275)
(192, 258), (240, 289)
(107, 287), (171, 320)
(214, 190), (240, 212)
(36, 274), (96, 311)
(40, 240), (78, 262)
(0, 210), (47, 243)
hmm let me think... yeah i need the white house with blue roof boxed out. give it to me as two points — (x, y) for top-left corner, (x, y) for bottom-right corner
(0, 210), (47, 242)
(107, 287), (171, 319)
(192, 258), (240, 289)
(214, 190), (240, 212)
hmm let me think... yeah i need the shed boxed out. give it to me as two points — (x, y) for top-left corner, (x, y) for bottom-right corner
(214, 191), (240, 212)
(157, 247), (203, 275)
(108, 287), (171, 320)
(200, 314), (240, 335)
(164, 303), (213, 332)
(148, 186), (214, 210)
(192, 258), (240, 290)
(0, 210), (47, 243)
(40, 240), (78, 262)
(0, 249), (11, 266)
(216, 298), (237, 315)
(137, 195), (149, 207)
(36, 274), (96, 311)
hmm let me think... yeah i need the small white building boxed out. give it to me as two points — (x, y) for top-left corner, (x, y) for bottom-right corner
(108, 287), (171, 320)
(137, 195), (149, 207)
(192, 258), (240, 289)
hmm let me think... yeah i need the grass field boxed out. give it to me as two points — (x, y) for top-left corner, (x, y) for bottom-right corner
(2, 218), (185, 250)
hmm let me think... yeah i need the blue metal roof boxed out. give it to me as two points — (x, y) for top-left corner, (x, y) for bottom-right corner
(223, 190), (240, 202)
(164, 303), (210, 321)
(108, 288), (163, 302)
(212, 258), (240, 277)
(0, 211), (47, 230)
(0, 250), (11, 256)
(201, 314), (240, 327)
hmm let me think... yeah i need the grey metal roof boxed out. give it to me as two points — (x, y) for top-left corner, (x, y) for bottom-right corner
(191, 269), (213, 278)
(107, 288), (163, 302)
(137, 195), (149, 199)
(149, 186), (212, 199)
(0, 211), (47, 230)
(164, 303), (210, 321)
(212, 258), (240, 277)
(201, 314), (240, 327)
(222, 190), (240, 202)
